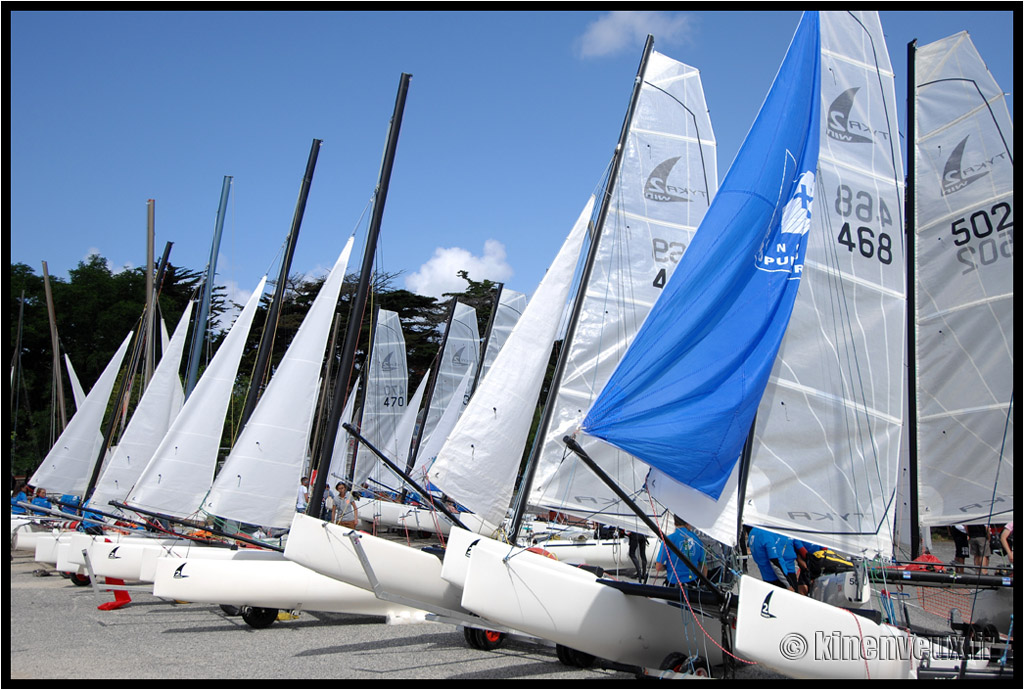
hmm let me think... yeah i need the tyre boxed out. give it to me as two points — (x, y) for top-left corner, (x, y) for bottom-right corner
(463, 626), (482, 649)
(475, 629), (506, 651)
(240, 606), (278, 629)
(69, 572), (91, 587)
(220, 604), (241, 616)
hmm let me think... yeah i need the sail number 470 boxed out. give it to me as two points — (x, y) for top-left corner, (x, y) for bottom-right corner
(834, 185), (893, 264)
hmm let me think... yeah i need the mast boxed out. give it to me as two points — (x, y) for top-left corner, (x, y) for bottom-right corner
(185, 176), (232, 399)
(41, 261), (67, 434)
(472, 282), (504, 393)
(905, 39), (921, 560)
(405, 297), (458, 475)
(240, 138), (322, 430)
(307, 72), (411, 516)
(144, 200), (155, 387)
(509, 35), (655, 539)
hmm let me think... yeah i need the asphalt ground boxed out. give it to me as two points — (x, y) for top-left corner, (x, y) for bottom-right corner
(9, 533), (1007, 681)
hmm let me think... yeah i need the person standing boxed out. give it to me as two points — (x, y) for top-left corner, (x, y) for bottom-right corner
(296, 476), (309, 513)
(967, 523), (991, 569)
(653, 516), (706, 587)
(331, 481), (359, 529)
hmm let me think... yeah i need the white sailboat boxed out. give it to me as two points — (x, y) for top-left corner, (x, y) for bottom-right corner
(88, 303), (193, 514)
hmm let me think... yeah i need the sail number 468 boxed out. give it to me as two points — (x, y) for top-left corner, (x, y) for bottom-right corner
(834, 185), (893, 265)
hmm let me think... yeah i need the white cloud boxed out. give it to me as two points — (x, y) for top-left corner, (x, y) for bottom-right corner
(405, 239), (514, 299)
(83, 247), (134, 274)
(577, 11), (693, 58)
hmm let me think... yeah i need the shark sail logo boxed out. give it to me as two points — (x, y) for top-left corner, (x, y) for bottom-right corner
(826, 87), (873, 144)
(172, 563), (189, 579)
(761, 591), (778, 619)
(451, 345), (470, 368)
(644, 157), (692, 202)
(941, 136), (991, 196)
(107, 546), (121, 560)
(381, 351), (397, 372)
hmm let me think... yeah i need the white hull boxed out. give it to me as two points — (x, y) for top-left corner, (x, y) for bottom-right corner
(11, 518), (61, 551)
(355, 497), (451, 535)
(87, 538), (207, 581)
(151, 551), (425, 619)
(458, 532), (725, 670)
(34, 533), (72, 564)
(734, 575), (914, 679)
(283, 512), (473, 619)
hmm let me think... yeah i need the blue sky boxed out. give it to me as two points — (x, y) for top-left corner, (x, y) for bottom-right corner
(10, 10), (1015, 314)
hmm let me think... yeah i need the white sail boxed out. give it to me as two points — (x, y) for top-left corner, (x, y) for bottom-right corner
(203, 239), (356, 528)
(411, 365), (473, 481)
(478, 288), (527, 384)
(64, 354), (87, 411)
(420, 302), (479, 446)
(351, 309), (409, 489)
(529, 50), (718, 535)
(911, 31), (1014, 526)
(428, 198), (593, 528)
(742, 11), (906, 558)
(30, 331), (134, 495)
(325, 377), (361, 488)
(89, 303), (193, 511)
(127, 276), (267, 519)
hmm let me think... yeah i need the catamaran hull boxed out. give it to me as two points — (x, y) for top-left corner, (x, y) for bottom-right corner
(734, 575), (915, 679)
(151, 552), (425, 619)
(459, 535), (726, 670)
(283, 512), (473, 618)
(33, 533), (71, 564)
(12, 518), (59, 551)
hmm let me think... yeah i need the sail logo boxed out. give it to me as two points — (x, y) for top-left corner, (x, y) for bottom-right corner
(107, 546), (121, 560)
(644, 157), (704, 203)
(381, 351), (397, 372)
(172, 563), (189, 579)
(451, 346), (471, 368)
(755, 171), (813, 276)
(787, 510), (865, 522)
(761, 591), (778, 619)
(941, 136), (995, 196)
(826, 88), (886, 144)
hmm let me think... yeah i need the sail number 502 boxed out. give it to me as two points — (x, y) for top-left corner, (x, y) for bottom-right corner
(953, 202), (1012, 274)
(834, 185), (894, 265)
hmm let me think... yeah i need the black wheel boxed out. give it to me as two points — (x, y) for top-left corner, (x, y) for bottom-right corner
(556, 644), (595, 668)
(69, 572), (91, 587)
(463, 626), (483, 649)
(220, 604), (241, 616)
(240, 606), (278, 629)
(475, 629), (506, 651)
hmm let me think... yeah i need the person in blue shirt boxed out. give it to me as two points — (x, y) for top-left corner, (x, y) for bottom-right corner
(747, 526), (798, 591)
(30, 487), (52, 512)
(653, 516), (707, 587)
(11, 483), (30, 514)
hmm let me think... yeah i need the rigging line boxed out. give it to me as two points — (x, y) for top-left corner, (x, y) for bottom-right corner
(815, 170), (895, 550)
(968, 390), (1013, 621)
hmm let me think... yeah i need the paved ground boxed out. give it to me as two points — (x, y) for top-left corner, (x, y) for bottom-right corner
(10, 532), (1010, 680)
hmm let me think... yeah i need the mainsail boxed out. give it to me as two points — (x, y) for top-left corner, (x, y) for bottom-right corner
(478, 288), (527, 384)
(88, 303), (193, 511)
(741, 11), (906, 558)
(30, 331), (134, 496)
(528, 49), (719, 535)
(420, 302), (479, 447)
(203, 239), (355, 528)
(910, 31), (1014, 527)
(127, 276), (267, 518)
(351, 308), (409, 489)
(428, 198), (592, 529)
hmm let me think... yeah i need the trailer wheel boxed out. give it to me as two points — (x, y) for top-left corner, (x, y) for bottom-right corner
(69, 572), (91, 587)
(240, 606), (278, 629)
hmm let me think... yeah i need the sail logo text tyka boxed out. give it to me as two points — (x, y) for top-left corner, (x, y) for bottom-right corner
(755, 171), (813, 276)
(941, 136), (1000, 196)
(380, 351), (398, 373)
(826, 87), (889, 144)
(644, 157), (706, 203)
(787, 510), (865, 522)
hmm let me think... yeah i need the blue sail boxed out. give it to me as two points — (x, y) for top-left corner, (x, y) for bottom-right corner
(582, 12), (821, 500)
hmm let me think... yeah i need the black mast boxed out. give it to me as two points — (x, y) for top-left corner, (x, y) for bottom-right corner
(307, 73), (411, 516)
(906, 39), (921, 560)
(509, 35), (656, 540)
(239, 138), (322, 431)
(471, 282), (504, 394)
